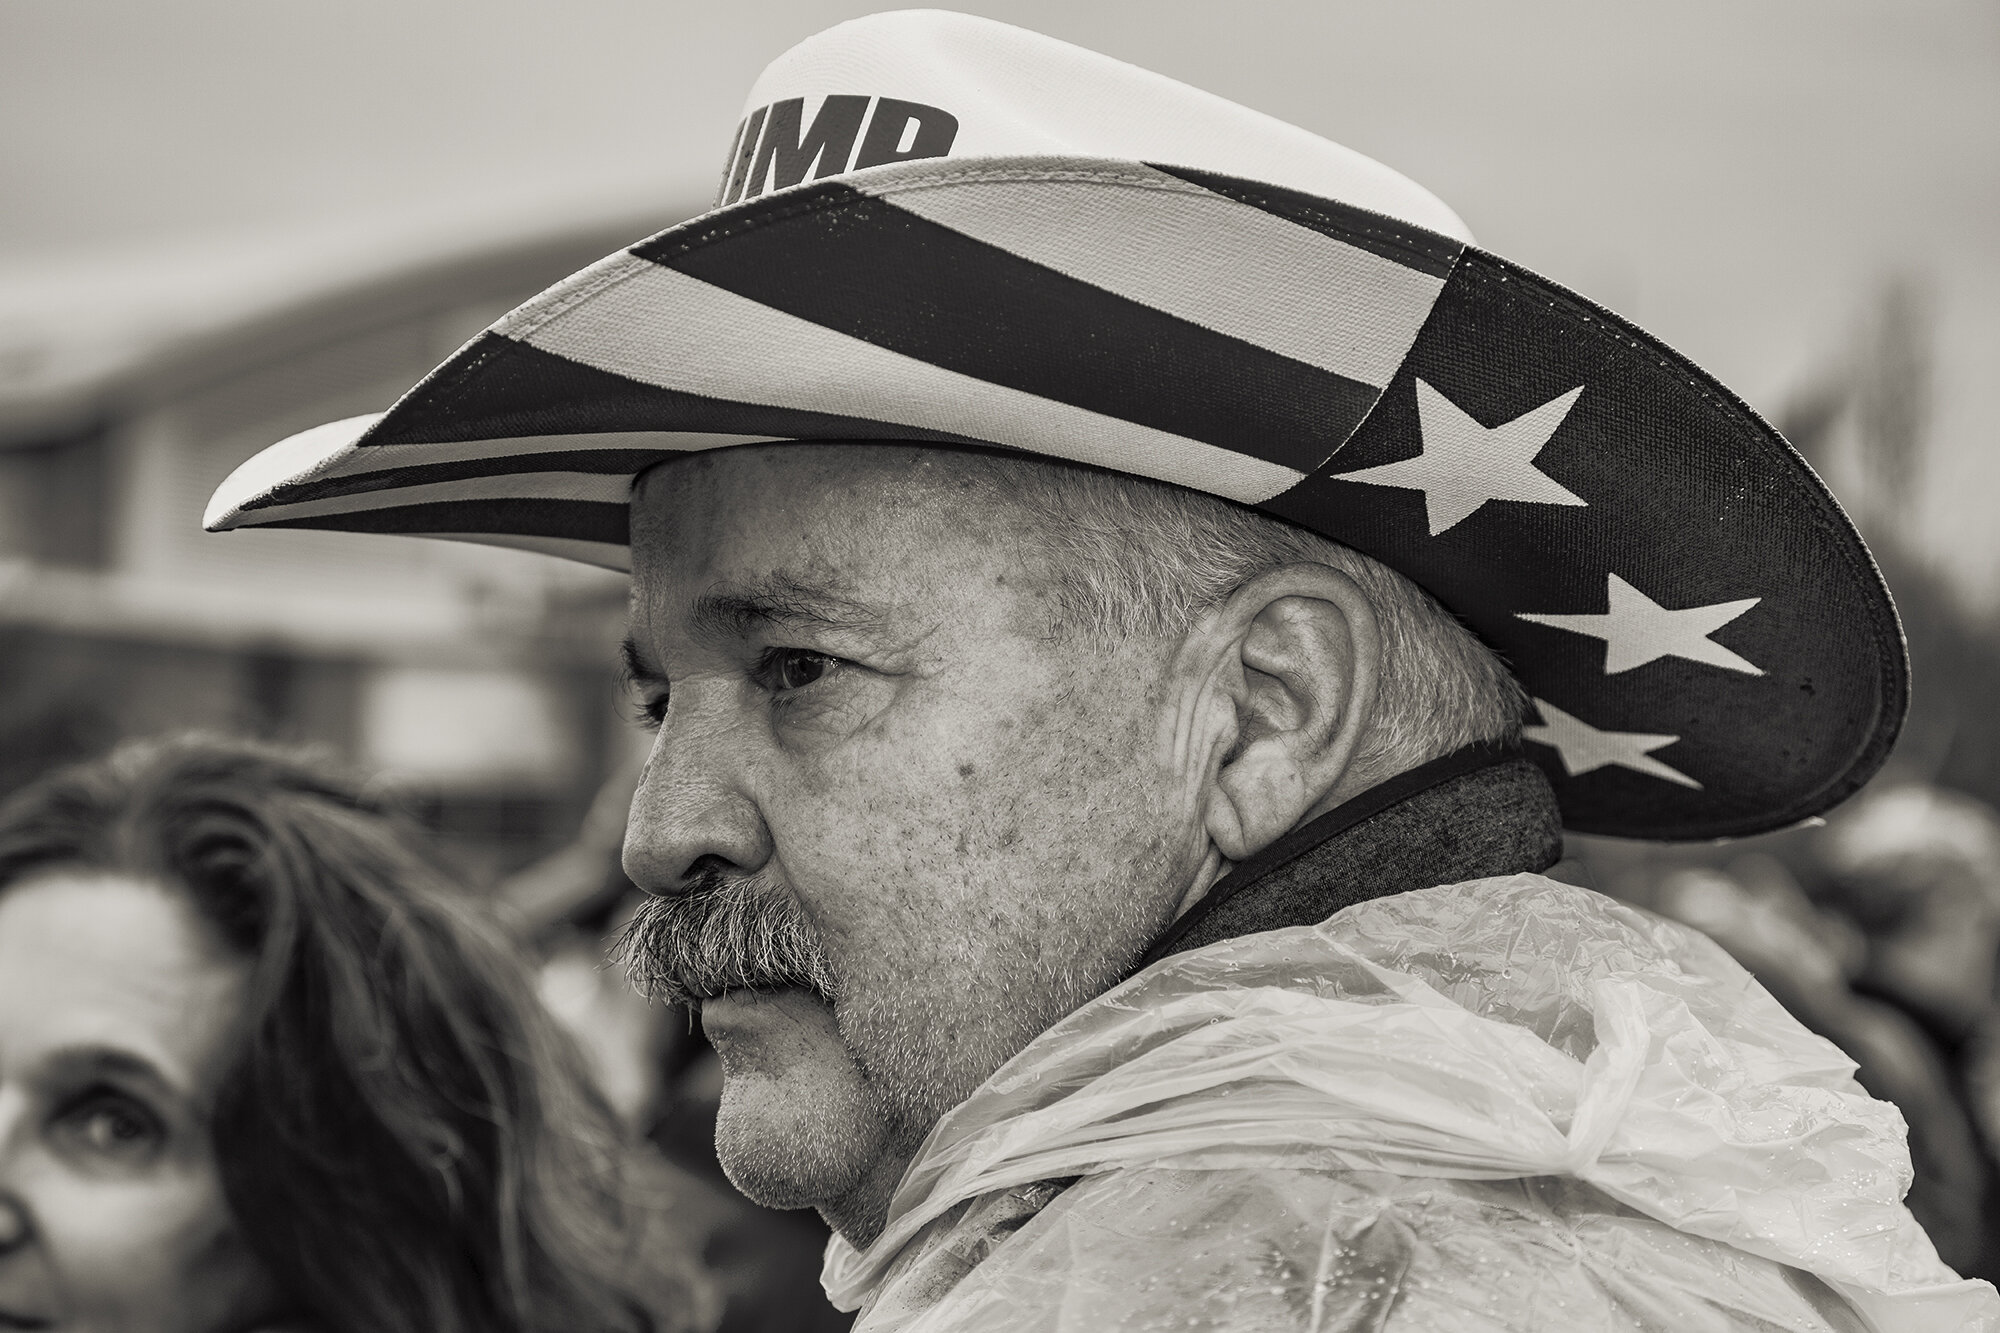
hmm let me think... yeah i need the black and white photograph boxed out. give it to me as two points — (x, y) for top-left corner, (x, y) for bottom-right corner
(3, 3), (1999, 1329)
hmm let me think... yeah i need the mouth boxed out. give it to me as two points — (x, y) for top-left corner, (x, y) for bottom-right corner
(700, 985), (791, 1007)
(687, 980), (832, 1007)
(0, 1312), (54, 1330)
(699, 984), (826, 1027)
(686, 982), (760, 1005)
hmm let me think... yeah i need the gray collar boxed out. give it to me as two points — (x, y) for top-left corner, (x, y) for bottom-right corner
(1135, 744), (1563, 972)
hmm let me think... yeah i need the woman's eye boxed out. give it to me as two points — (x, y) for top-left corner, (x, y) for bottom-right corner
(55, 1093), (165, 1164)
(762, 648), (837, 692)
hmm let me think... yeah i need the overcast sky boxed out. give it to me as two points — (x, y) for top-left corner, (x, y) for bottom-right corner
(5, 0), (1997, 597)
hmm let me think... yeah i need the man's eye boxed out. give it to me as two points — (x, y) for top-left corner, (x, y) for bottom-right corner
(55, 1092), (165, 1165)
(631, 690), (669, 732)
(758, 648), (837, 692)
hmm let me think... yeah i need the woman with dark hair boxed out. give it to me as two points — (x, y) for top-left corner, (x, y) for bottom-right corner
(0, 734), (714, 1333)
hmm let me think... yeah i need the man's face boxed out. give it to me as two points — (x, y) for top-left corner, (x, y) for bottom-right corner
(621, 446), (1212, 1225)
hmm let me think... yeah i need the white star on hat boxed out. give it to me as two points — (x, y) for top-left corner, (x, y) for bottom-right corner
(1335, 379), (1587, 535)
(1523, 698), (1701, 788)
(1517, 573), (1763, 675)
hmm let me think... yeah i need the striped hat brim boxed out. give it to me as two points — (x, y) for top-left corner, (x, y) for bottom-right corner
(206, 158), (1449, 556)
(206, 154), (1905, 841)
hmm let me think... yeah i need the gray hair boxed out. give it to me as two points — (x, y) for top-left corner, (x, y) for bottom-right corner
(969, 457), (1526, 784)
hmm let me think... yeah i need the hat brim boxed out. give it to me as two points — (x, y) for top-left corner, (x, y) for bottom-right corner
(206, 155), (1904, 840)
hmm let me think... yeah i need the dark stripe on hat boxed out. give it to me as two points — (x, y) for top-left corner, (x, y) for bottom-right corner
(635, 184), (1380, 473)
(364, 335), (1002, 451)
(255, 497), (630, 546)
(1152, 166), (1462, 280)
(256, 449), (672, 507)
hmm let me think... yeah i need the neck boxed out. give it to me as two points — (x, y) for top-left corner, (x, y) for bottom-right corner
(820, 1154), (906, 1248)
(819, 1095), (943, 1247)
(1138, 743), (1561, 970)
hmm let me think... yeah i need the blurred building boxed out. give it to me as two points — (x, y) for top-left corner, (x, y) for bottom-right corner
(0, 205), (692, 880)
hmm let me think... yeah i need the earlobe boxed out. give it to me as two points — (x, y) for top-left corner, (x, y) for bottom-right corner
(1196, 565), (1381, 862)
(1206, 747), (1310, 862)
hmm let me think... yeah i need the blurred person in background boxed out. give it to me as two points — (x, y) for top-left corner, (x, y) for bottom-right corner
(1818, 782), (2000, 1272)
(1815, 782), (2000, 1061)
(0, 734), (717, 1333)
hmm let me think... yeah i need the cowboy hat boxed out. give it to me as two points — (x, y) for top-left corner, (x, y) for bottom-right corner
(205, 9), (1904, 840)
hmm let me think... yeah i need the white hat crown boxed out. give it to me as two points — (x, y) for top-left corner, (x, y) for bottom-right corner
(718, 9), (1471, 239)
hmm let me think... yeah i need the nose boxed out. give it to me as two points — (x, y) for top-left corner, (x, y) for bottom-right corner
(622, 699), (773, 894)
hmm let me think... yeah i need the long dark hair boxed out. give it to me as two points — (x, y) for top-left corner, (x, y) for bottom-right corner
(0, 734), (699, 1333)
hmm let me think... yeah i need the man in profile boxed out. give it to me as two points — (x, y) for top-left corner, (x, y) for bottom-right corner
(207, 11), (1995, 1329)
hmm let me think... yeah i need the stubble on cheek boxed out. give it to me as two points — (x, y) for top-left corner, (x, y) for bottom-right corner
(810, 706), (1191, 1143)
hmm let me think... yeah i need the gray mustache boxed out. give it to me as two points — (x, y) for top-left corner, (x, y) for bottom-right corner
(613, 871), (839, 1008)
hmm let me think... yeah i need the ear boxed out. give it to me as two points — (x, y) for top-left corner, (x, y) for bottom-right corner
(1192, 564), (1381, 863)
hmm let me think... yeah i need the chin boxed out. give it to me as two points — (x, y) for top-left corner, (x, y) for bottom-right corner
(712, 1063), (891, 1212)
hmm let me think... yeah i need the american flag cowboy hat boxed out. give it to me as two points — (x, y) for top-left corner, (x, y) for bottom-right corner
(206, 9), (1905, 840)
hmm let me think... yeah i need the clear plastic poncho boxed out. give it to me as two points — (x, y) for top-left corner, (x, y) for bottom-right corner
(822, 874), (2000, 1331)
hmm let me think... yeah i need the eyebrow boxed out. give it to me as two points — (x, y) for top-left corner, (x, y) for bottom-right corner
(622, 573), (885, 682)
(691, 573), (881, 641)
(45, 1044), (180, 1099)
